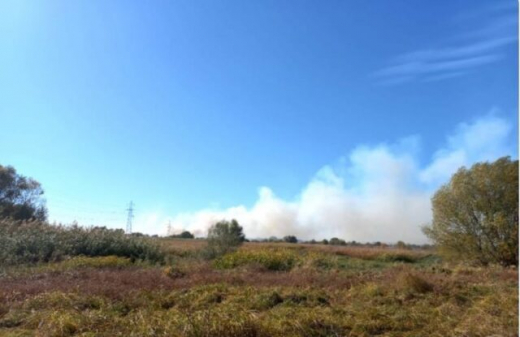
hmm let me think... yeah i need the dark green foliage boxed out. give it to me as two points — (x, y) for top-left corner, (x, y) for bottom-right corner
(170, 231), (195, 239)
(423, 157), (519, 266)
(0, 165), (47, 221)
(376, 253), (417, 263)
(329, 237), (346, 246)
(0, 219), (165, 265)
(214, 249), (300, 271)
(396, 241), (407, 249)
(283, 235), (298, 243)
(204, 219), (245, 258)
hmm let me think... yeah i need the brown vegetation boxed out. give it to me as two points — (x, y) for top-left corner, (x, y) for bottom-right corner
(0, 241), (517, 336)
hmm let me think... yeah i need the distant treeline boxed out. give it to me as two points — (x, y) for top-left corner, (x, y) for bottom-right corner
(248, 236), (433, 250)
(161, 230), (432, 250)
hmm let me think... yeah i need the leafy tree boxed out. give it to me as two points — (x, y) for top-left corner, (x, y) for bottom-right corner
(423, 157), (518, 266)
(205, 219), (245, 257)
(283, 235), (298, 243)
(396, 241), (407, 250)
(329, 237), (346, 246)
(0, 165), (47, 221)
(170, 230), (194, 239)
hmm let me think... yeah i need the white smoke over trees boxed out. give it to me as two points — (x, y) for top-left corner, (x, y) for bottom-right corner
(162, 113), (514, 244)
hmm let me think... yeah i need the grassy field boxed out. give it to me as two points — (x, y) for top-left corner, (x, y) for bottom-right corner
(0, 239), (517, 337)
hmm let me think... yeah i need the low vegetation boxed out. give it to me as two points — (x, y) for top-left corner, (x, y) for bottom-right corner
(0, 219), (165, 266)
(0, 237), (517, 337)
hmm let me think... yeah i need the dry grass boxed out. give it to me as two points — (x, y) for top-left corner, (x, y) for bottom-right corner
(161, 239), (433, 261)
(159, 238), (207, 253)
(0, 243), (517, 336)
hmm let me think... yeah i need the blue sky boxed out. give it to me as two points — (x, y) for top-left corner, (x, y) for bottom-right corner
(0, 1), (517, 242)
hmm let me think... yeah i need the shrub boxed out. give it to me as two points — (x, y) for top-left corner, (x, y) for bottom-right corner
(0, 219), (165, 265)
(329, 237), (346, 246)
(423, 157), (518, 266)
(214, 249), (301, 271)
(306, 252), (338, 269)
(398, 272), (434, 294)
(169, 231), (195, 239)
(283, 235), (298, 243)
(57, 256), (133, 270)
(204, 219), (245, 258)
(377, 252), (417, 263)
(396, 241), (407, 249)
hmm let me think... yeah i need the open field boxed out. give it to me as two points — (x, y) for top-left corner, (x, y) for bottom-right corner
(1, 238), (517, 337)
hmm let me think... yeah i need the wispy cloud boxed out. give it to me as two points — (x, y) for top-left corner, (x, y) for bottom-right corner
(422, 71), (467, 83)
(374, 3), (517, 85)
(154, 111), (514, 244)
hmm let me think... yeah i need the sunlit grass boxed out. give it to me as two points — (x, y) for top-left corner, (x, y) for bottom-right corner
(0, 240), (517, 336)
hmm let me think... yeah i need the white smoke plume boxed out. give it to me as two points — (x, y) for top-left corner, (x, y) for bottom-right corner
(162, 113), (513, 244)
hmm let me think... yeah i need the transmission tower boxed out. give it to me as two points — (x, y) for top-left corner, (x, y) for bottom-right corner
(126, 201), (134, 234)
(167, 220), (172, 236)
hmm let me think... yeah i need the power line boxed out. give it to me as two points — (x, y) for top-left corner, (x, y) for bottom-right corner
(49, 205), (124, 216)
(46, 197), (124, 212)
(167, 220), (172, 236)
(126, 201), (134, 234)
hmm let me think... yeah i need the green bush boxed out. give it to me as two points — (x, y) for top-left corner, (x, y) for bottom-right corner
(203, 219), (245, 258)
(423, 157), (518, 266)
(0, 219), (165, 265)
(329, 237), (346, 246)
(283, 235), (298, 243)
(214, 249), (301, 271)
(376, 253), (418, 263)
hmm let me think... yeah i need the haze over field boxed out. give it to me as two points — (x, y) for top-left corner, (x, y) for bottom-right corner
(0, 1), (517, 243)
(159, 113), (515, 243)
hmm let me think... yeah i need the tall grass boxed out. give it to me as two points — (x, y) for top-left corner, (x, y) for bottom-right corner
(0, 219), (165, 265)
(214, 249), (302, 271)
(0, 238), (517, 336)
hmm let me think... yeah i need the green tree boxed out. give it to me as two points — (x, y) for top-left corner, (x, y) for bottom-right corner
(206, 219), (245, 257)
(0, 165), (47, 221)
(283, 235), (298, 243)
(396, 241), (408, 250)
(329, 237), (346, 246)
(423, 157), (518, 266)
(170, 230), (194, 239)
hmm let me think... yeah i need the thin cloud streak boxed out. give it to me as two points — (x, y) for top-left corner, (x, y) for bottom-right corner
(373, 5), (517, 85)
(397, 36), (516, 62)
(422, 71), (467, 82)
(377, 54), (502, 77)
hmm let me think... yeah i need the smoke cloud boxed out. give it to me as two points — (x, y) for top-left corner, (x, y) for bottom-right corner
(162, 113), (513, 244)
